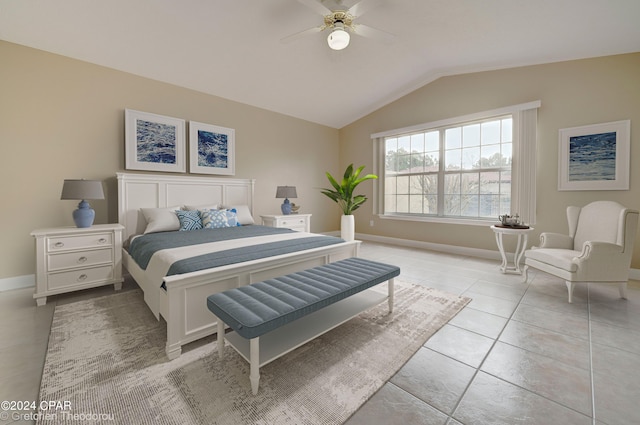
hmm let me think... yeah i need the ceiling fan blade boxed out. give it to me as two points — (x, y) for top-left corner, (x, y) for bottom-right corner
(353, 23), (395, 41)
(348, 0), (385, 17)
(280, 26), (324, 43)
(295, 0), (332, 16)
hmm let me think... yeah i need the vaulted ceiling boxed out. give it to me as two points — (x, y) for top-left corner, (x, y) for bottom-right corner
(1, 0), (639, 128)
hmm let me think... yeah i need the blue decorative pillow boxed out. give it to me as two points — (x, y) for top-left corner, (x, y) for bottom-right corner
(175, 210), (203, 231)
(200, 209), (231, 229)
(224, 208), (241, 227)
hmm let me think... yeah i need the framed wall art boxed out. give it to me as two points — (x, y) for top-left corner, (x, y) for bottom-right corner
(558, 120), (630, 191)
(189, 121), (235, 175)
(125, 109), (186, 173)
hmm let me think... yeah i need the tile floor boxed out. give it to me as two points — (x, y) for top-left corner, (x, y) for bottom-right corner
(2, 241), (640, 424)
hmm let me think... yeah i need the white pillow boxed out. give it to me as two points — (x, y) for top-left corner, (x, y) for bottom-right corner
(184, 203), (218, 211)
(223, 205), (255, 225)
(140, 206), (182, 234)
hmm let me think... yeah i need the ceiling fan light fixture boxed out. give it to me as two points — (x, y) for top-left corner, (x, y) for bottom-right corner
(327, 22), (350, 50)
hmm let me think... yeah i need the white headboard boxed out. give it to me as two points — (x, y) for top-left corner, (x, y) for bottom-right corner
(117, 172), (255, 240)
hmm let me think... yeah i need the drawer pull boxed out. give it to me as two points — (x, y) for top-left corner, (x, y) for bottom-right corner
(98, 238), (108, 244)
(78, 256), (88, 263)
(54, 242), (64, 248)
(282, 221), (287, 225)
(77, 274), (88, 281)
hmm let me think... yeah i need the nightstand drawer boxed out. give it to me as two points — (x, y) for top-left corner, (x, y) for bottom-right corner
(277, 217), (307, 228)
(48, 248), (113, 271)
(48, 233), (112, 252)
(48, 265), (114, 290)
(261, 214), (311, 233)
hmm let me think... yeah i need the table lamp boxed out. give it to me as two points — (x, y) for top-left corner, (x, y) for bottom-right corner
(60, 179), (105, 228)
(275, 186), (297, 215)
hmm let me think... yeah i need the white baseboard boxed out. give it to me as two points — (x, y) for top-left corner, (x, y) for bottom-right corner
(0, 274), (35, 292)
(355, 232), (640, 279)
(355, 232), (503, 261)
(327, 231), (501, 260)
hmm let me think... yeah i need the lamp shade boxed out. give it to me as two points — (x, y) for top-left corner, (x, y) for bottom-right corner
(275, 186), (297, 199)
(60, 179), (105, 200)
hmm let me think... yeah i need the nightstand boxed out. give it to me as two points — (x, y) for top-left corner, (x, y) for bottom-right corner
(260, 214), (312, 232)
(31, 223), (124, 306)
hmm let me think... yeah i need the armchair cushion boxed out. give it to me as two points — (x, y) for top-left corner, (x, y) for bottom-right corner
(526, 248), (581, 272)
(573, 201), (624, 249)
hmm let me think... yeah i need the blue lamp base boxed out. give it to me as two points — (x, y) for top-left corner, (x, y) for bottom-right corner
(73, 200), (96, 228)
(281, 198), (292, 215)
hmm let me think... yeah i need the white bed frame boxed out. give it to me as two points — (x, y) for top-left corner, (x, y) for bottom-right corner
(117, 172), (360, 359)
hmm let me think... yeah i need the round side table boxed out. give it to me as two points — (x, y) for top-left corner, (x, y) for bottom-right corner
(490, 225), (534, 274)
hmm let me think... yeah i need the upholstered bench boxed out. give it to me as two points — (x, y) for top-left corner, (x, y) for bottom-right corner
(206, 257), (400, 394)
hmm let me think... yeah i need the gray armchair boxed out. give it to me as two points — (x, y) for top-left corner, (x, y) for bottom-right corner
(522, 201), (638, 303)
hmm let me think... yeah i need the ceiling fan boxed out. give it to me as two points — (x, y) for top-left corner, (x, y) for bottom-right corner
(282, 0), (395, 51)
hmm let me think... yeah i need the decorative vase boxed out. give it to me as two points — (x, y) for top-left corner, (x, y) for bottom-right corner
(281, 198), (292, 215)
(341, 214), (355, 242)
(73, 200), (96, 228)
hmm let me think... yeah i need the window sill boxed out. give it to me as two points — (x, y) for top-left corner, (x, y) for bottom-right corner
(377, 214), (497, 227)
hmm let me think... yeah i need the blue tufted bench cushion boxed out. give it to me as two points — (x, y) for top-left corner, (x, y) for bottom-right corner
(206, 257), (400, 339)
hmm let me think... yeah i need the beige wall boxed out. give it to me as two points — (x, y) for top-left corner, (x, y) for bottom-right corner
(0, 41), (341, 280)
(339, 53), (640, 268)
(2, 41), (639, 280)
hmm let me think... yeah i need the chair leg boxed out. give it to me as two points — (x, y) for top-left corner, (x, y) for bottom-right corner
(565, 281), (575, 303)
(521, 265), (529, 283)
(619, 282), (628, 300)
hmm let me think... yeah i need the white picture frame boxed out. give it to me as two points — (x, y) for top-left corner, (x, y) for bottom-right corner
(125, 109), (186, 173)
(558, 120), (630, 191)
(189, 121), (235, 175)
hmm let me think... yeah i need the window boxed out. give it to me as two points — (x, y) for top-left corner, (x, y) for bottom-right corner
(384, 116), (512, 219)
(372, 102), (539, 225)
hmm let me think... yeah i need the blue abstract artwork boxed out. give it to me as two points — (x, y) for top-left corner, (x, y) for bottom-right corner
(568, 131), (616, 181)
(198, 130), (228, 168)
(136, 119), (177, 164)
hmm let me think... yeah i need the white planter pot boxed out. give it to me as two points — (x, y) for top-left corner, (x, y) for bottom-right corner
(341, 214), (355, 242)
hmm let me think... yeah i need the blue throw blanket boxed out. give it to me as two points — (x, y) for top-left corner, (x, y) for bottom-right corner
(128, 225), (345, 279)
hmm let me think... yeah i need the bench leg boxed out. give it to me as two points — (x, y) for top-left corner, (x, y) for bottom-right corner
(250, 338), (260, 395)
(217, 319), (225, 356)
(388, 278), (395, 313)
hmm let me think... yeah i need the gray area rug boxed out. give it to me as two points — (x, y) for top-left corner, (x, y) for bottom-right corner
(38, 282), (470, 424)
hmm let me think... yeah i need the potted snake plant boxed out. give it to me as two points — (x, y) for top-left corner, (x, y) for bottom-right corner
(320, 164), (377, 241)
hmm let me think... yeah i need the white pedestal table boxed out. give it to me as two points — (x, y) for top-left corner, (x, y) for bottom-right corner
(490, 225), (534, 274)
